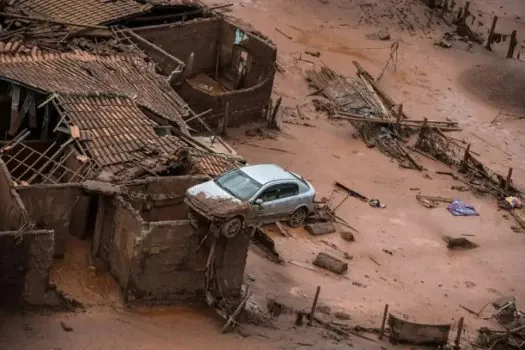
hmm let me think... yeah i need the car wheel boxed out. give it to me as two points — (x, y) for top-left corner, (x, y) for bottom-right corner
(289, 207), (308, 228)
(220, 217), (243, 238)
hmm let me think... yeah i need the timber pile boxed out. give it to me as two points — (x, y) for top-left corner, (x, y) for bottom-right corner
(306, 62), (460, 170)
(415, 125), (520, 197)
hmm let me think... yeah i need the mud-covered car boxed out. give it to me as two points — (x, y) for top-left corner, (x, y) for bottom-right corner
(184, 164), (316, 238)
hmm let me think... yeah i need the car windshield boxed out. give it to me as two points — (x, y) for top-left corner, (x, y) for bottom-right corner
(215, 169), (262, 201)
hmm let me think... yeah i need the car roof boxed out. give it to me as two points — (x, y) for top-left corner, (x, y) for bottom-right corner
(239, 164), (297, 184)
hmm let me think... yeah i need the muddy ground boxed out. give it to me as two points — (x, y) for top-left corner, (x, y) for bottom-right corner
(2, 0), (525, 349)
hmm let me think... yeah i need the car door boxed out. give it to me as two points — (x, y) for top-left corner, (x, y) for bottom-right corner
(253, 182), (300, 223)
(252, 184), (281, 222)
(273, 182), (300, 218)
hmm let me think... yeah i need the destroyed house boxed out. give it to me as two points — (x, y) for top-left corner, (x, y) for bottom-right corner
(0, 0), (270, 309)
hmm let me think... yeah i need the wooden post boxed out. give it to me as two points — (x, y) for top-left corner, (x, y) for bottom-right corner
(454, 317), (464, 350)
(460, 143), (471, 172)
(396, 104), (403, 132)
(507, 30), (518, 59)
(486, 16), (498, 51)
(185, 52), (194, 78)
(450, 0), (455, 11)
(268, 97), (282, 129)
(221, 102), (230, 135)
(308, 286), (321, 325)
(441, 0), (449, 18)
(505, 168), (513, 192)
(462, 2), (470, 24)
(456, 7), (463, 21)
(379, 304), (389, 339)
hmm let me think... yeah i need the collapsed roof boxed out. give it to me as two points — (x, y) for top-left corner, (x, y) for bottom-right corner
(0, 51), (191, 133)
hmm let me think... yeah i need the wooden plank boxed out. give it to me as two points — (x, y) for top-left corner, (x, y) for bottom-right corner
(8, 85), (20, 136)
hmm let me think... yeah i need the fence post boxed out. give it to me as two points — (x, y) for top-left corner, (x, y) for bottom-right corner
(486, 16), (498, 51)
(507, 30), (518, 59)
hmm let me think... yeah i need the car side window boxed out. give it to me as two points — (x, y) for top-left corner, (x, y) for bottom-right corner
(279, 183), (299, 199)
(259, 185), (280, 202)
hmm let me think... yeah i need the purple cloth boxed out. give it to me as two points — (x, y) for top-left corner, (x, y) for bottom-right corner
(447, 199), (479, 216)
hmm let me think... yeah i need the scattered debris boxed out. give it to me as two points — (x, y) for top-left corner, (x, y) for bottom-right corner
(305, 49), (321, 58)
(275, 27), (293, 40)
(320, 240), (353, 260)
(313, 252), (348, 275)
(444, 236), (479, 250)
(369, 255), (381, 266)
(334, 311), (351, 320)
(305, 223), (336, 236)
(416, 194), (454, 208)
(60, 321), (73, 332)
(382, 249), (393, 255)
(366, 29), (391, 41)
(447, 199), (479, 216)
(267, 298), (293, 317)
(388, 313), (451, 346)
(498, 196), (523, 210)
(340, 230), (355, 242)
(369, 198), (386, 208)
(252, 226), (284, 264)
(306, 62), (431, 170)
(434, 39), (452, 48)
(317, 305), (332, 315)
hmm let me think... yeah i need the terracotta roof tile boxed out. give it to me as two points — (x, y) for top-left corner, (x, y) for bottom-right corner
(185, 148), (243, 177)
(55, 94), (187, 174)
(0, 51), (190, 132)
(15, 0), (152, 27)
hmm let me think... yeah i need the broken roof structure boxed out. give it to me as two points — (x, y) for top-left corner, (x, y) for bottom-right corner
(0, 51), (191, 131)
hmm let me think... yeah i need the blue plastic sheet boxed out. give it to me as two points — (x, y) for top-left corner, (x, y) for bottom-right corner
(447, 199), (479, 216)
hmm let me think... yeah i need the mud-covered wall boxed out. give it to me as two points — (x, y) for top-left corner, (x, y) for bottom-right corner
(110, 198), (143, 291)
(176, 20), (276, 128)
(128, 220), (199, 301)
(134, 18), (276, 128)
(125, 175), (208, 222)
(128, 223), (251, 303)
(17, 184), (84, 257)
(0, 230), (58, 308)
(219, 21), (277, 88)
(0, 161), (28, 230)
(133, 18), (220, 75)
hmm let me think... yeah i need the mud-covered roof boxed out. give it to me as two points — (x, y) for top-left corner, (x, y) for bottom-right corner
(54, 94), (188, 174)
(0, 51), (190, 133)
(184, 148), (244, 178)
(10, 0), (152, 27)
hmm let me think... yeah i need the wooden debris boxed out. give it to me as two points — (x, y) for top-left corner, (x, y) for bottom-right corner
(275, 28), (293, 40)
(305, 223), (336, 236)
(313, 252), (348, 274)
(275, 221), (291, 237)
(444, 236), (478, 250)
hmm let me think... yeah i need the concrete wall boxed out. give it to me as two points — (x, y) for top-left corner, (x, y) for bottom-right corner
(17, 184), (84, 257)
(134, 18), (220, 75)
(125, 175), (208, 222)
(0, 161), (29, 230)
(109, 197), (143, 291)
(0, 229), (59, 308)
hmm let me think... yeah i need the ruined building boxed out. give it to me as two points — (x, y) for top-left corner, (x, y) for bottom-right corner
(0, 0), (276, 308)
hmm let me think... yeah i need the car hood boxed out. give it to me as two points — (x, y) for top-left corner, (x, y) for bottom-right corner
(185, 180), (249, 218)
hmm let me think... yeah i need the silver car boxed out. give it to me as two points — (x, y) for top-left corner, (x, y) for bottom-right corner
(185, 164), (316, 237)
